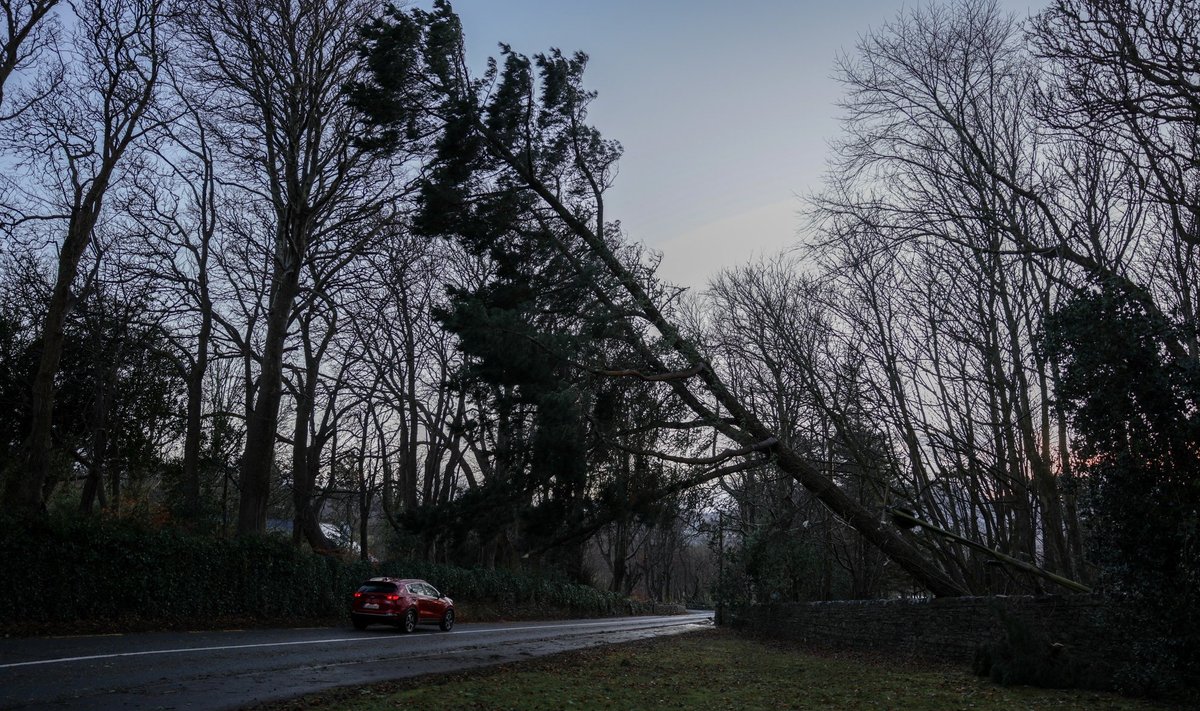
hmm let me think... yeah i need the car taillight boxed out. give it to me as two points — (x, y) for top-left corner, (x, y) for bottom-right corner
(385, 594), (400, 601)
(354, 591), (362, 598)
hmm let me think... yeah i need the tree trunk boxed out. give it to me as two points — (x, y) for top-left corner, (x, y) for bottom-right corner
(80, 342), (121, 515)
(8, 209), (99, 516)
(179, 196), (214, 523)
(180, 327), (209, 521)
(237, 224), (303, 534)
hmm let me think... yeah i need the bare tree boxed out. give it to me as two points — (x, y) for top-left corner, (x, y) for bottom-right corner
(2, 0), (165, 516)
(0, 0), (60, 121)
(797, 0), (1116, 590)
(118, 67), (224, 522)
(704, 258), (910, 596)
(1032, 0), (1200, 356)
(183, 0), (404, 535)
(284, 286), (360, 551)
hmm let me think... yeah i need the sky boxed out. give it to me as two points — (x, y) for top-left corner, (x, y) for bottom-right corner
(439, 0), (1047, 289)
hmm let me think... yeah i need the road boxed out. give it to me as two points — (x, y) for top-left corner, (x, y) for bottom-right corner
(0, 611), (711, 710)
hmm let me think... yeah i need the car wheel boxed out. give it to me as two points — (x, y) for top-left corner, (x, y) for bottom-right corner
(439, 609), (454, 632)
(402, 608), (418, 633)
(352, 616), (368, 631)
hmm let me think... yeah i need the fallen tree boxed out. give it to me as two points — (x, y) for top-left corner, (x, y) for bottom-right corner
(349, 1), (968, 597)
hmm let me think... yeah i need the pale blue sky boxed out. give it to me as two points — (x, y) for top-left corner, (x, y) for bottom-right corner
(440, 0), (1046, 288)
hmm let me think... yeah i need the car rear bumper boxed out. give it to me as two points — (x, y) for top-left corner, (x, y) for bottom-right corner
(352, 610), (403, 619)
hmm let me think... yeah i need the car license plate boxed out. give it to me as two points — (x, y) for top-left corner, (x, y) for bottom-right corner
(364, 603), (379, 609)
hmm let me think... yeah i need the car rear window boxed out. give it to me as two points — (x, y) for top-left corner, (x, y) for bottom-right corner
(358, 582), (397, 593)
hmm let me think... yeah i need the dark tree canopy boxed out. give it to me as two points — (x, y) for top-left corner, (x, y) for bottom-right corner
(1043, 282), (1200, 690)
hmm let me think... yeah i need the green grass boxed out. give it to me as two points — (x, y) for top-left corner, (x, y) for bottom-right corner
(256, 629), (1171, 710)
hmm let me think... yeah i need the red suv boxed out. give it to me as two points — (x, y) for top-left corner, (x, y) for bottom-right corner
(351, 577), (455, 632)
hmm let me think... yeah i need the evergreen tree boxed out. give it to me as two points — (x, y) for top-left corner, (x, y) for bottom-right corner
(355, 6), (660, 567)
(1043, 283), (1200, 695)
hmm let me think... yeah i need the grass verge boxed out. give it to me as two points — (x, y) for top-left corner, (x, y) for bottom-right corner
(252, 628), (1172, 710)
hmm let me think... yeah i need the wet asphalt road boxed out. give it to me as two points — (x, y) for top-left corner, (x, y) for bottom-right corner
(0, 612), (711, 710)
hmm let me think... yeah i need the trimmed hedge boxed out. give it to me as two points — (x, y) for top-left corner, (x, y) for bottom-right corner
(0, 515), (656, 630)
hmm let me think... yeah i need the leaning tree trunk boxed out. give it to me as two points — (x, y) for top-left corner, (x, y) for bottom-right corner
(479, 123), (969, 598)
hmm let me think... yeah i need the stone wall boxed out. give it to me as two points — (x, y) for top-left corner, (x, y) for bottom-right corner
(731, 595), (1127, 674)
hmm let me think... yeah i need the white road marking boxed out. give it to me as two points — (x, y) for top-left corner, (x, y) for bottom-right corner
(0, 617), (703, 670)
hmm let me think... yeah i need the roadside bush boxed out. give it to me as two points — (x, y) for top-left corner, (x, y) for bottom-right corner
(0, 514), (649, 632)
